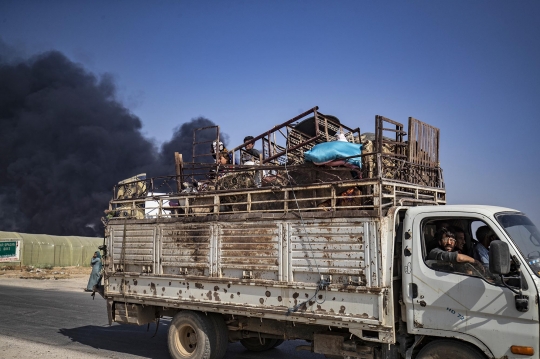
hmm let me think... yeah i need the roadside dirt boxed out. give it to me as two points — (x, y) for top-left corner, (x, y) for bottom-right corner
(0, 265), (90, 279)
(0, 265), (109, 358)
(0, 265), (91, 292)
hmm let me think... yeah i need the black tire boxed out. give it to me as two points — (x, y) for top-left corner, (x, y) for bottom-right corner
(416, 340), (486, 359)
(207, 313), (228, 359)
(272, 339), (284, 348)
(168, 311), (217, 359)
(240, 337), (279, 352)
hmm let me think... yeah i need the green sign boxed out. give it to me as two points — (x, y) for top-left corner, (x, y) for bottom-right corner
(0, 241), (18, 260)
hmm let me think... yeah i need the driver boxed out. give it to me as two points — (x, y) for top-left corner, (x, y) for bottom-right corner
(428, 227), (476, 264)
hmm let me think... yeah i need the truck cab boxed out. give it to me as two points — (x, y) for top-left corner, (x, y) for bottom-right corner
(401, 205), (540, 358)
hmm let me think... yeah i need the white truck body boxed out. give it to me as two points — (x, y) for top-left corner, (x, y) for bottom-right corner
(100, 110), (540, 358)
(104, 203), (540, 359)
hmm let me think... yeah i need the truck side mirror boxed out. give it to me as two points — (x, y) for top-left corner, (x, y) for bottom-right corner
(489, 240), (511, 275)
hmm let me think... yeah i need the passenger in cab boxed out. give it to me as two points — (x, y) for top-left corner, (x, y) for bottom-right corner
(473, 226), (497, 265)
(451, 226), (467, 254)
(428, 228), (476, 264)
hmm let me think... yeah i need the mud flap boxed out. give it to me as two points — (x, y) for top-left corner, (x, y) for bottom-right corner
(106, 299), (114, 326)
(114, 302), (156, 325)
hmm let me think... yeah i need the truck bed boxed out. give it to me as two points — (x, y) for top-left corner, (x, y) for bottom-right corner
(105, 211), (395, 343)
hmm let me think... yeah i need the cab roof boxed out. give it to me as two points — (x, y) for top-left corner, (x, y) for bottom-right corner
(405, 204), (521, 217)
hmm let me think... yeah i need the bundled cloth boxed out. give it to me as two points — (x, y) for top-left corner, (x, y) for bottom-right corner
(304, 142), (362, 169)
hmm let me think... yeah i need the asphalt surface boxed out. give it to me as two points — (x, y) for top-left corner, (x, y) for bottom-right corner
(0, 284), (324, 359)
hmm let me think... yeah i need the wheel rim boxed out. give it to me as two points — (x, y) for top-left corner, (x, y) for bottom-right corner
(174, 323), (198, 356)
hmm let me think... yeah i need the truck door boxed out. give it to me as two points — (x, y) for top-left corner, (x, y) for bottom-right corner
(402, 210), (539, 358)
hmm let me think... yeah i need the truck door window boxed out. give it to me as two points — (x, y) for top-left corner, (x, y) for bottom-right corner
(422, 218), (498, 283)
(471, 220), (484, 241)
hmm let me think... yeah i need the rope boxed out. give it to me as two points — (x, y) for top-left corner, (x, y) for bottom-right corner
(120, 221), (129, 322)
(151, 317), (160, 338)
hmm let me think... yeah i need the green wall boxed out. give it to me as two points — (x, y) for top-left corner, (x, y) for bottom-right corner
(0, 231), (102, 267)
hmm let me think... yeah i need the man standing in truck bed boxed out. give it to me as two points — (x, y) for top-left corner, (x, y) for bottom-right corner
(241, 136), (261, 164)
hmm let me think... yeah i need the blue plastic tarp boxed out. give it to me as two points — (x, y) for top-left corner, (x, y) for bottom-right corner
(304, 141), (362, 168)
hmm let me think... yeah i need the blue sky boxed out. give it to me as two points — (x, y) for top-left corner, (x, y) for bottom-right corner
(1, 1), (539, 224)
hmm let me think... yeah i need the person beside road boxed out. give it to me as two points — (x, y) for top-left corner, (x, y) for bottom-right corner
(86, 251), (103, 292)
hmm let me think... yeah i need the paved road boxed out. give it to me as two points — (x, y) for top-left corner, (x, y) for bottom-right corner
(0, 284), (324, 359)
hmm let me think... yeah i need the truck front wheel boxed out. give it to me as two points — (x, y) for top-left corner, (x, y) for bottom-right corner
(416, 340), (486, 359)
(168, 311), (217, 359)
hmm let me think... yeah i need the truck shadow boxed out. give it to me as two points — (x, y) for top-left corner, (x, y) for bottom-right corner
(59, 321), (170, 358)
(59, 320), (321, 359)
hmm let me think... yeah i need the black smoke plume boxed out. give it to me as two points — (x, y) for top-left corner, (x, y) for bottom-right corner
(160, 118), (229, 165)
(0, 45), (225, 236)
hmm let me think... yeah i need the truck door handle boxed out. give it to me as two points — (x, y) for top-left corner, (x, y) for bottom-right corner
(410, 283), (418, 299)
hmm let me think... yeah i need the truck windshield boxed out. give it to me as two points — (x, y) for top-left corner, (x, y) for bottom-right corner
(495, 212), (540, 277)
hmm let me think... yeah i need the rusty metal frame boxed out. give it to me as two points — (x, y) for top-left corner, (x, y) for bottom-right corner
(192, 125), (220, 163)
(110, 108), (445, 222)
(231, 107), (361, 166)
(109, 175), (445, 221)
(407, 117), (440, 168)
(374, 115), (407, 159)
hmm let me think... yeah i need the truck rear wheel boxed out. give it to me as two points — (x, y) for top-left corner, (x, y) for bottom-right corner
(240, 337), (280, 352)
(416, 340), (486, 359)
(168, 311), (217, 359)
(208, 313), (228, 359)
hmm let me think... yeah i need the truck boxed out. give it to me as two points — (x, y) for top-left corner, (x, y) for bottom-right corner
(99, 107), (540, 359)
